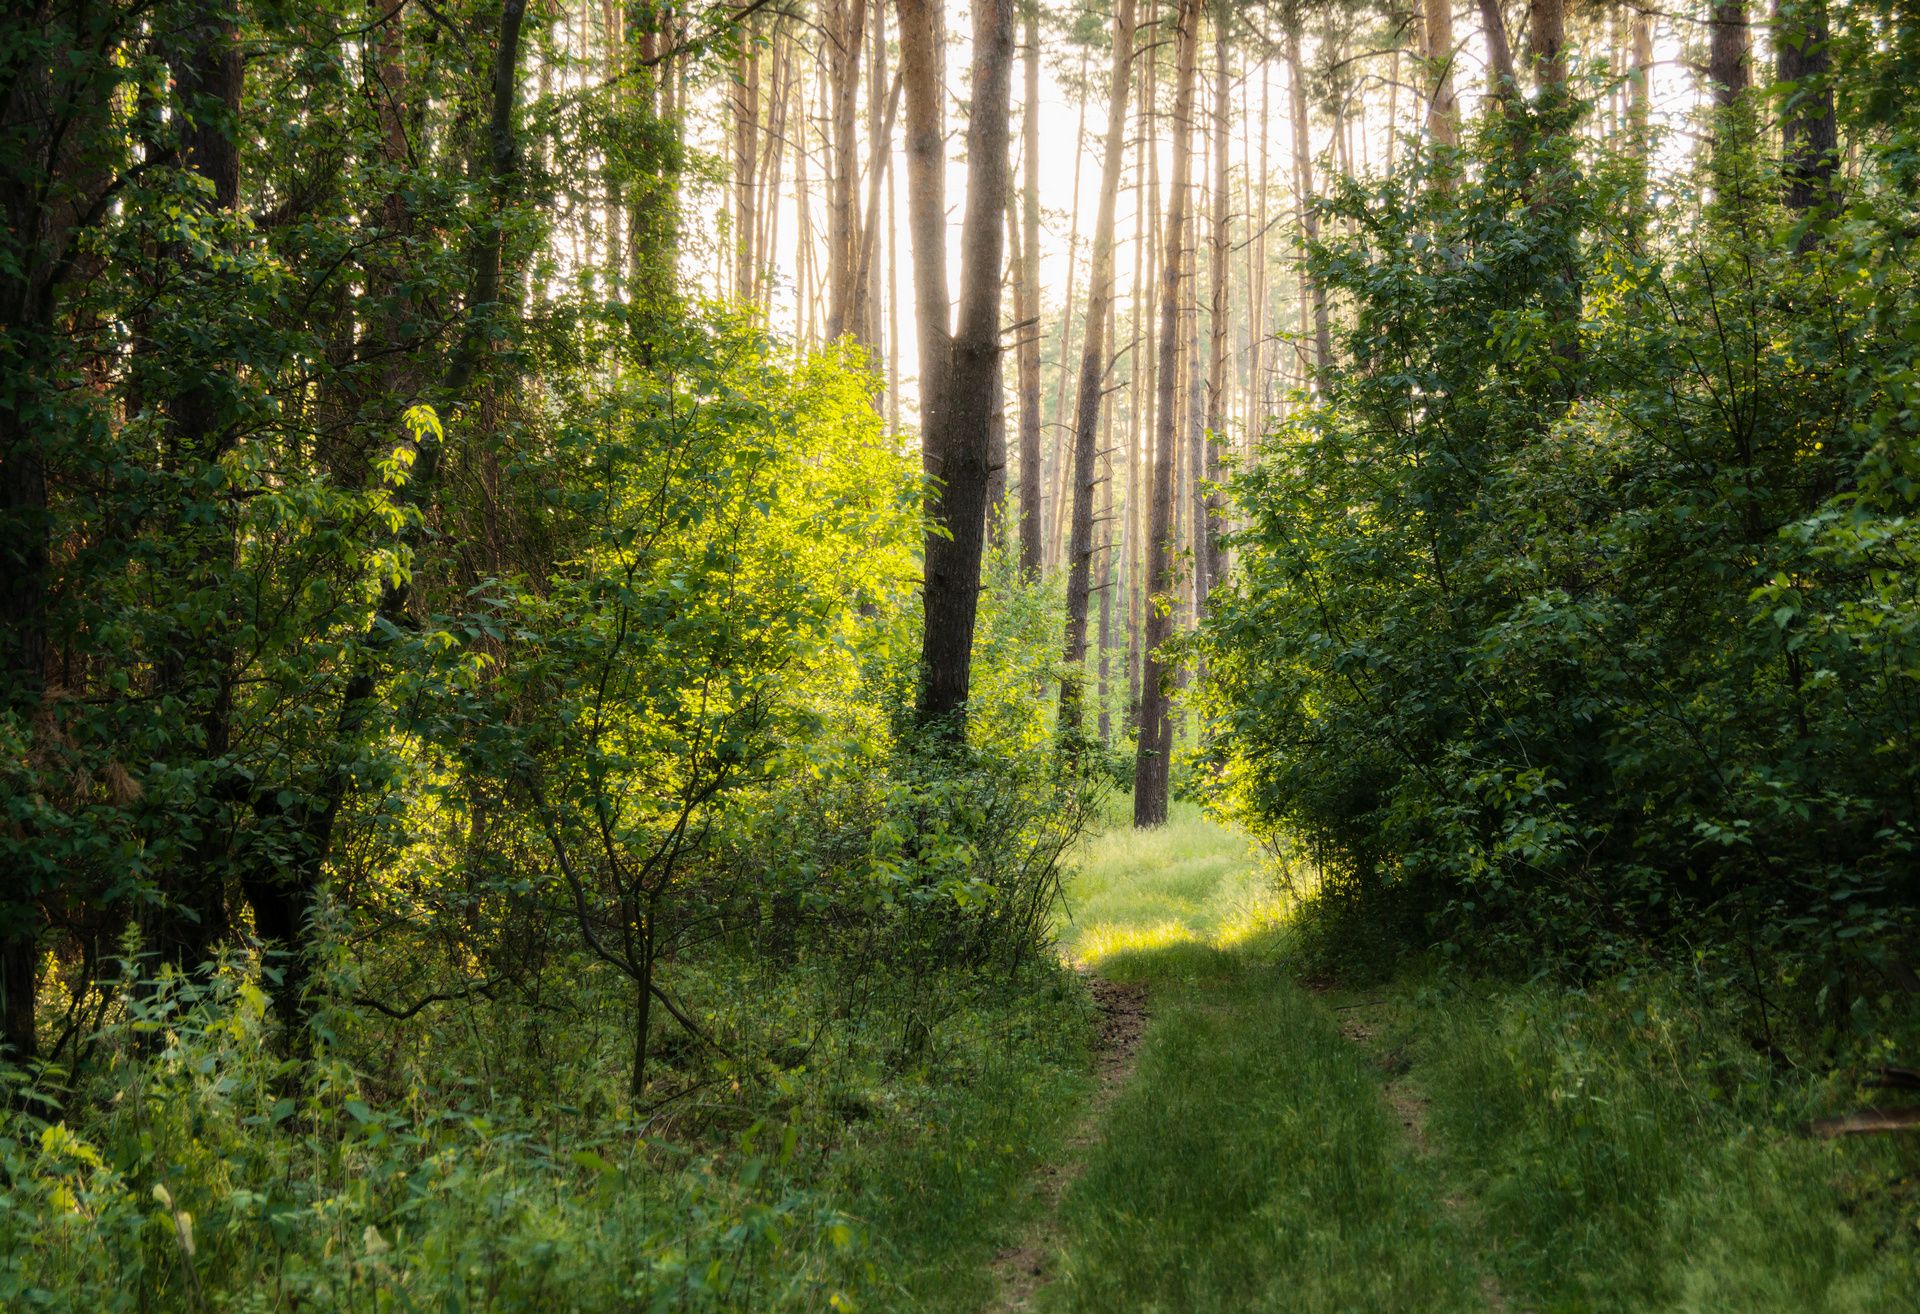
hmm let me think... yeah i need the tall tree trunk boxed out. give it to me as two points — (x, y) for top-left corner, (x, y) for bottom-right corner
(1529, 0), (1565, 90)
(1046, 56), (1092, 571)
(1133, 0), (1199, 827)
(1629, 7), (1652, 148)
(1478, 0), (1518, 97)
(1125, 29), (1150, 732)
(1424, 0), (1458, 149)
(1285, 22), (1331, 386)
(1201, 0), (1229, 605)
(1778, 0), (1837, 221)
(1096, 384), (1117, 745)
(1708, 1), (1749, 109)
(825, 0), (866, 339)
(732, 35), (759, 298)
(1016, 0), (1044, 575)
(148, 0), (245, 975)
(1059, 0), (1137, 746)
(1249, 51), (1269, 431)
(896, 0), (950, 431)
(908, 0), (1015, 736)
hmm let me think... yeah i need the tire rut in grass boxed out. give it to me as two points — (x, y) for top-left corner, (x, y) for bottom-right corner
(985, 975), (1148, 1313)
(1335, 1005), (1523, 1314)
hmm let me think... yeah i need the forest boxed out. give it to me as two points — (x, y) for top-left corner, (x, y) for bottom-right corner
(2, 0), (1918, 1306)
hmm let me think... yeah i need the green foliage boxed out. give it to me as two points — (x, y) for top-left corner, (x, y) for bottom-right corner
(1201, 79), (1920, 995)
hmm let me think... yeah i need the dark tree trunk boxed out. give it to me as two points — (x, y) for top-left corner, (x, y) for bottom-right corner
(1778, 0), (1837, 220)
(1709, 1), (1749, 108)
(145, 0), (246, 976)
(911, 0), (1014, 736)
(1133, 0), (1199, 827)
(1059, 0), (1137, 747)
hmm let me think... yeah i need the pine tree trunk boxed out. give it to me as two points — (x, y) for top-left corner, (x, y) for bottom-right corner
(1529, 0), (1566, 90)
(1059, 0), (1137, 746)
(910, 0), (1015, 736)
(1017, 0), (1044, 575)
(1202, 0), (1229, 604)
(1778, 0), (1837, 220)
(1424, 0), (1458, 149)
(825, 0), (866, 338)
(1285, 22), (1331, 386)
(1133, 0), (1199, 827)
(1708, 1), (1749, 108)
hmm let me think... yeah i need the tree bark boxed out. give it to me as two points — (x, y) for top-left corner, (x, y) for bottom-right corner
(732, 34), (759, 298)
(1424, 0), (1458, 149)
(1133, 0), (1199, 827)
(909, 0), (1015, 736)
(1778, 0), (1837, 221)
(1017, 0), (1044, 575)
(1709, 1), (1749, 109)
(1059, 0), (1137, 747)
(1201, 0), (1229, 605)
(1284, 21), (1332, 386)
(1478, 0), (1518, 98)
(1629, 7), (1652, 148)
(825, 0), (866, 338)
(1529, 0), (1565, 90)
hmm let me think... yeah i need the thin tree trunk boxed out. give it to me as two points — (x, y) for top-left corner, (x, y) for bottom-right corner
(1285, 22), (1331, 385)
(1059, 0), (1137, 746)
(1134, 0), (1199, 827)
(732, 34), (759, 297)
(1202, 0), (1229, 604)
(1017, 0), (1044, 575)
(1629, 7), (1652, 148)
(826, 0), (866, 338)
(1047, 49), (1092, 571)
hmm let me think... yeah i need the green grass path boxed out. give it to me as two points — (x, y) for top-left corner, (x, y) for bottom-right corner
(1015, 799), (1920, 1314)
(1033, 801), (1491, 1314)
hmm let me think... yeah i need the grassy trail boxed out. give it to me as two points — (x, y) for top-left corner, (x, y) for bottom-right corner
(995, 800), (1490, 1314)
(990, 801), (1919, 1314)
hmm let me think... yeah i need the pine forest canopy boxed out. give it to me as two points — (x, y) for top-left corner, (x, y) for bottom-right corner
(3, 0), (1919, 1305)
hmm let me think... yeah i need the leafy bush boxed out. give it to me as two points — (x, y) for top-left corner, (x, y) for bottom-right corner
(1201, 90), (1920, 1000)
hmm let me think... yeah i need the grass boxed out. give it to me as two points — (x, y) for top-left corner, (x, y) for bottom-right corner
(1376, 975), (1920, 1313)
(1057, 798), (1284, 966)
(1038, 800), (1486, 1312)
(1030, 796), (1920, 1314)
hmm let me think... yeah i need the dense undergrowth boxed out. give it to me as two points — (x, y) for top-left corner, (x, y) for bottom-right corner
(1, 296), (1104, 1309)
(1198, 41), (1920, 1028)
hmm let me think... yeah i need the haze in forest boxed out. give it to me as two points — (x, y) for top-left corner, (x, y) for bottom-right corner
(4, 0), (1919, 1309)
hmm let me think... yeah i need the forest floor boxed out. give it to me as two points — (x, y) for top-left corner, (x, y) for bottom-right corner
(977, 799), (1919, 1314)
